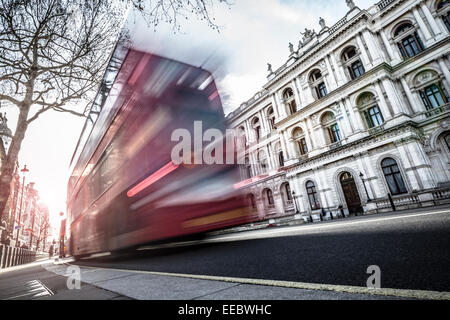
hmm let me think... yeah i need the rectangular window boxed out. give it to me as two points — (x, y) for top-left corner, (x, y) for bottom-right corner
(421, 84), (448, 110)
(299, 138), (308, 155)
(316, 83), (328, 99)
(351, 60), (365, 79)
(400, 33), (423, 59)
(328, 124), (341, 143)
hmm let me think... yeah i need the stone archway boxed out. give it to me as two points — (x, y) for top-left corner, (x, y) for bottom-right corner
(339, 172), (363, 215)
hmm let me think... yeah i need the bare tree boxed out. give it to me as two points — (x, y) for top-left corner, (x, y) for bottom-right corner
(0, 0), (230, 222)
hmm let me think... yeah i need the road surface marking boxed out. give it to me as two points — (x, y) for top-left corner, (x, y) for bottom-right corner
(68, 263), (450, 300)
(138, 209), (450, 251)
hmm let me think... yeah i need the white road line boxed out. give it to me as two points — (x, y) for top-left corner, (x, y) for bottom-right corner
(215, 209), (450, 241)
(69, 264), (450, 300)
(138, 209), (450, 251)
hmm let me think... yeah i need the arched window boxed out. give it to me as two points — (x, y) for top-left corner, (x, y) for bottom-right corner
(321, 112), (341, 144)
(419, 83), (449, 109)
(357, 92), (385, 129)
(293, 127), (308, 155)
(285, 183), (293, 201)
(283, 88), (297, 115)
(306, 181), (321, 210)
(341, 46), (365, 80)
(437, 1), (450, 31)
(381, 158), (408, 195)
(252, 118), (261, 141)
(394, 22), (424, 59)
(309, 69), (328, 100)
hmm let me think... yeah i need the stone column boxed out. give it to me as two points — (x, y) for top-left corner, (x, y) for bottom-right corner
(362, 30), (384, 65)
(380, 28), (402, 63)
(275, 92), (287, 120)
(374, 80), (394, 120)
(293, 178), (306, 213)
(421, 3), (442, 37)
(302, 119), (313, 151)
(407, 141), (437, 190)
(330, 52), (346, 86)
(266, 144), (275, 170)
(245, 120), (254, 143)
(295, 77), (307, 108)
(339, 101), (353, 137)
(318, 127), (329, 148)
(396, 143), (421, 191)
(361, 153), (382, 199)
(325, 55), (338, 90)
(314, 169), (331, 209)
(412, 6), (433, 43)
(291, 79), (302, 111)
(306, 117), (317, 150)
(344, 97), (365, 132)
(400, 77), (425, 114)
(259, 110), (268, 136)
(356, 33), (371, 68)
(304, 83), (315, 105)
(382, 77), (406, 115)
(282, 131), (292, 159)
(438, 58), (450, 94)
(288, 138), (299, 159)
(271, 94), (281, 121)
(279, 130), (289, 160)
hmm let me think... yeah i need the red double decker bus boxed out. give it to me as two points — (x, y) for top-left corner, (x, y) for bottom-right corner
(67, 47), (252, 259)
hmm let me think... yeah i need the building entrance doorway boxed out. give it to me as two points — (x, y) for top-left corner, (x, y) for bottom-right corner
(340, 172), (363, 214)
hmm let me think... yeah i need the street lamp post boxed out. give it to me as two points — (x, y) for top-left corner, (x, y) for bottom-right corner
(15, 165), (29, 245)
(359, 172), (371, 202)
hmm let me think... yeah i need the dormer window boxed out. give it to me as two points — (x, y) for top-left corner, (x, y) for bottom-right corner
(342, 46), (365, 80)
(393, 22), (424, 59)
(309, 69), (328, 100)
(283, 88), (297, 115)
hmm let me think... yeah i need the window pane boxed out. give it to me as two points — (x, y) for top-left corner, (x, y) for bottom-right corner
(425, 85), (445, 108)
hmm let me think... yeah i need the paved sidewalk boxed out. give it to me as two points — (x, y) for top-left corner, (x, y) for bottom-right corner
(0, 260), (131, 300)
(40, 261), (413, 300)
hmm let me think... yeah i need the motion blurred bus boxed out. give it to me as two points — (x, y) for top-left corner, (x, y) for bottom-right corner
(67, 47), (253, 259)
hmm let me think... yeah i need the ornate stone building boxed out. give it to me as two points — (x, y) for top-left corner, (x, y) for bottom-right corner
(227, 0), (450, 222)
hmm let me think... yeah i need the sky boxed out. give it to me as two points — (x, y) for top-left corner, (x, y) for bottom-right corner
(2, 0), (375, 228)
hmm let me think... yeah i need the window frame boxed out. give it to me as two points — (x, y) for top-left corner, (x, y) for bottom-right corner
(306, 181), (321, 210)
(381, 158), (408, 196)
(393, 23), (424, 59)
(419, 83), (449, 110)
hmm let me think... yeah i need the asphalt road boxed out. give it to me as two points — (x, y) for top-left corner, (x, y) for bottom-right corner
(74, 207), (450, 292)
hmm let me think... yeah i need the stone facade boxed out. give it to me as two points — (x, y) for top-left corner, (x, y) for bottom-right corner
(227, 0), (450, 222)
